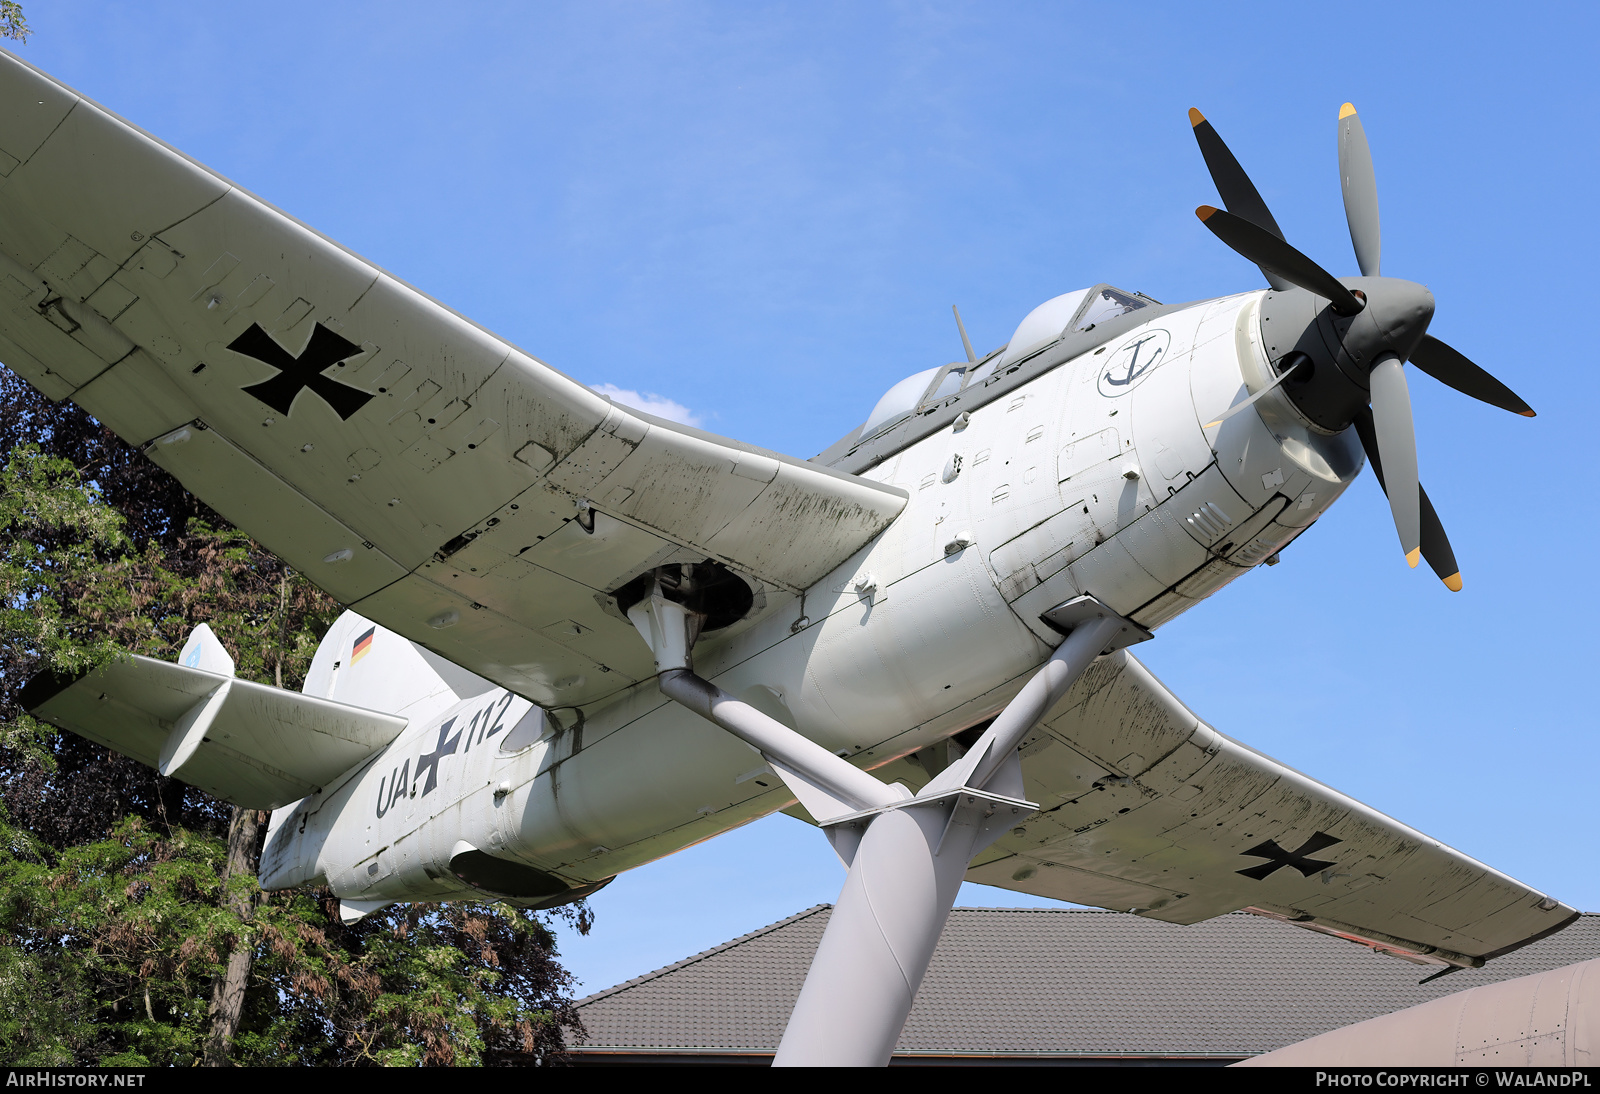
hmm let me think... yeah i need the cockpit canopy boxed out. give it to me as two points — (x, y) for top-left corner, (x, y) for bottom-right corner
(995, 285), (1146, 368)
(861, 365), (963, 438)
(859, 285), (1150, 442)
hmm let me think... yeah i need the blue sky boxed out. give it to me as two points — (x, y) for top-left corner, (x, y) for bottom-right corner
(19, 2), (1600, 993)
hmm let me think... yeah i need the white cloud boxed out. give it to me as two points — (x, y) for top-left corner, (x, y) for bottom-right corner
(590, 383), (703, 427)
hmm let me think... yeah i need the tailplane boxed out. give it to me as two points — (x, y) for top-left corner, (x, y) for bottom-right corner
(22, 616), (417, 810)
(24, 611), (502, 813)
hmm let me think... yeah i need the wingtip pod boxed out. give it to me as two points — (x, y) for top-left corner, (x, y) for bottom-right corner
(1340, 102), (1358, 120)
(1188, 107), (1205, 127)
(1443, 572), (1464, 592)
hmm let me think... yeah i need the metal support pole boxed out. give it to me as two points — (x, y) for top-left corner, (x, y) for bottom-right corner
(660, 668), (900, 818)
(772, 790), (1025, 1065)
(771, 609), (1130, 1066)
(637, 587), (1149, 1067)
(921, 610), (1129, 797)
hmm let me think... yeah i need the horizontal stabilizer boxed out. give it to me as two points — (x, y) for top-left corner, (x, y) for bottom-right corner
(23, 656), (408, 809)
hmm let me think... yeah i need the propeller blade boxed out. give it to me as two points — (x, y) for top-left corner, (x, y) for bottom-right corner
(1418, 488), (1462, 591)
(1366, 355), (1422, 566)
(1203, 357), (1307, 428)
(1196, 206), (1365, 315)
(1337, 103), (1382, 278)
(1409, 334), (1535, 417)
(1188, 108), (1293, 292)
(1354, 407), (1462, 590)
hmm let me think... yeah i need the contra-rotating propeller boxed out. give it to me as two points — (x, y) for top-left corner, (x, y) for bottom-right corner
(1187, 105), (1534, 590)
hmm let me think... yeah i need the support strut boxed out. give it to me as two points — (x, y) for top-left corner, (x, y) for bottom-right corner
(631, 585), (1149, 1066)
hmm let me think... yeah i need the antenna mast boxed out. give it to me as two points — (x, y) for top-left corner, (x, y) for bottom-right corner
(951, 305), (976, 363)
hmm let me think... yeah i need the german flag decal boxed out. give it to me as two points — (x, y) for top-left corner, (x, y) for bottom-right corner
(351, 626), (376, 666)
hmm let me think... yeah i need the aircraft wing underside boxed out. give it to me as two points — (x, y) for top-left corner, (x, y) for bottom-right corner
(960, 649), (1576, 967)
(0, 51), (905, 709)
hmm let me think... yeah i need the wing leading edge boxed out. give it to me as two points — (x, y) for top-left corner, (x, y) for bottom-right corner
(0, 50), (905, 710)
(965, 649), (1576, 970)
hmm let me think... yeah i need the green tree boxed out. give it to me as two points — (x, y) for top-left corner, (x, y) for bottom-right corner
(0, 2), (28, 44)
(0, 803), (587, 1065)
(0, 370), (588, 1065)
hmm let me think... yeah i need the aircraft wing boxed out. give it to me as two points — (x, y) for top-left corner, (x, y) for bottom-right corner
(0, 51), (904, 709)
(965, 649), (1578, 969)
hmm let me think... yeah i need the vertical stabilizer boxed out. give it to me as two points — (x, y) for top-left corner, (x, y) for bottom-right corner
(302, 610), (496, 726)
(267, 609), (488, 871)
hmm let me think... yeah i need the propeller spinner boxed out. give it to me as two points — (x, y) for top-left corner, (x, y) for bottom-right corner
(1188, 105), (1534, 591)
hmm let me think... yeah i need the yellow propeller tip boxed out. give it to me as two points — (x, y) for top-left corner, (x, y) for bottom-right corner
(1443, 573), (1463, 592)
(1339, 102), (1358, 119)
(1406, 548), (1421, 568)
(1520, 409), (1537, 417)
(1196, 205), (1218, 221)
(1188, 107), (1206, 127)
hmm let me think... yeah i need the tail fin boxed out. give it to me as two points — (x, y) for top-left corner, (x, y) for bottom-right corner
(179, 622), (235, 676)
(303, 610), (496, 725)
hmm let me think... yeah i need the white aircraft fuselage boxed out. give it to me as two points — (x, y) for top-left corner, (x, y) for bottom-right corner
(0, 58), (1556, 1063)
(261, 286), (1364, 906)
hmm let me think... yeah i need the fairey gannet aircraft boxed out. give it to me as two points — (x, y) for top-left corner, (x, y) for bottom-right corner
(2, 47), (1571, 1065)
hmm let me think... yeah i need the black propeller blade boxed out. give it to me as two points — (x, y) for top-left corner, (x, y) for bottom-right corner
(1354, 407), (1462, 591)
(1195, 206), (1365, 316)
(1189, 108), (1292, 292)
(1410, 334), (1535, 417)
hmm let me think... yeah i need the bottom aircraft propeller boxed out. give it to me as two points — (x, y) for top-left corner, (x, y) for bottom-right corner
(1353, 407), (1461, 591)
(1367, 355), (1422, 567)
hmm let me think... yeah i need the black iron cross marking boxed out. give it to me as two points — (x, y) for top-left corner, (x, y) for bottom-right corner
(1236, 832), (1343, 881)
(229, 322), (373, 420)
(415, 718), (462, 797)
